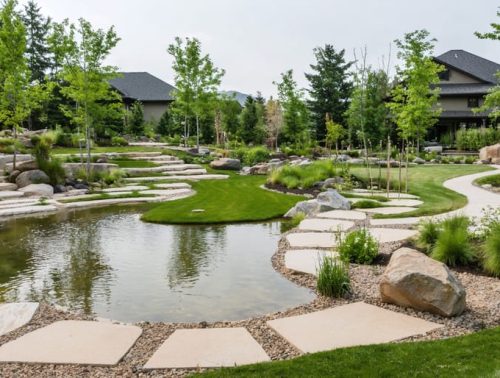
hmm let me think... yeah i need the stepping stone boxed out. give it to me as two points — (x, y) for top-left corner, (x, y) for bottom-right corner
(316, 210), (367, 220)
(285, 250), (339, 275)
(102, 186), (149, 193)
(144, 328), (270, 369)
(359, 207), (417, 215)
(0, 183), (17, 191)
(139, 189), (192, 197)
(368, 228), (418, 243)
(370, 217), (421, 226)
(267, 302), (443, 353)
(0, 191), (25, 200)
(0, 303), (39, 337)
(351, 190), (419, 200)
(0, 320), (142, 365)
(154, 183), (191, 189)
(124, 174), (229, 182)
(298, 218), (354, 232)
(163, 169), (207, 176)
(0, 205), (58, 217)
(286, 232), (342, 248)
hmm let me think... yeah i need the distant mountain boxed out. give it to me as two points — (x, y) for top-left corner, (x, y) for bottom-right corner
(219, 90), (251, 106)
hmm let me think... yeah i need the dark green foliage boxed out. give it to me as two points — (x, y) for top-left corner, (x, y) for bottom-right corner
(316, 257), (350, 298)
(351, 200), (385, 209)
(129, 101), (144, 136)
(219, 96), (242, 137)
(38, 157), (65, 185)
(455, 128), (500, 151)
(338, 228), (379, 264)
(156, 108), (174, 136)
(305, 45), (353, 141)
(111, 136), (128, 146)
(431, 216), (474, 267)
(417, 219), (441, 253)
(32, 134), (65, 185)
(483, 223), (500, 276)
(239, 96), (264, 144)
(231, 146), (270, 166)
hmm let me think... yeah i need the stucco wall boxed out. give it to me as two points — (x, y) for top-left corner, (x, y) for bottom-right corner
(143, 102), (170, 123)
(440, 68), (482, 84)
(438, 97), (484, 111)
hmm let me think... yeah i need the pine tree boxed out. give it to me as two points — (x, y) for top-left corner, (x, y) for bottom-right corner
(129, 101), (144, 135)
(305, 45), (353, 142)
(22, 0), (51, 83)
(239, 96), (258, 144)
(157, 108), (173, 136)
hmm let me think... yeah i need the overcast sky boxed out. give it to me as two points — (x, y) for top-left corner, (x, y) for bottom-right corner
(30, 0), (499, 97)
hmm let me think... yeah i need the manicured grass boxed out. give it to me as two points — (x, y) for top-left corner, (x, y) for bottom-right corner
(110, 159), (159, 168)
(196, 327), (500, 378)
(476, 173), (500, 188)
(141, 174), (304, 224)
(350, 165), (493, 218)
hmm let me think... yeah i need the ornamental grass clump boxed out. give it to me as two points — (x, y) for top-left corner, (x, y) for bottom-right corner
(482, 223), (500, 277)
(431, 216), (474, 267)
(416, 219), (442, 254)
(267, 160), (338, 189)
(316, 256), (351, 298)
(338, 228), (379, 264)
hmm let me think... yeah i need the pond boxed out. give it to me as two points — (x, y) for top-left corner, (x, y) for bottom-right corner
(0, 206), (313, 323)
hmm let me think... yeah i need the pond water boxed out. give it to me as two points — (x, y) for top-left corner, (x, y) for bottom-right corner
(0, 207), (313, 323)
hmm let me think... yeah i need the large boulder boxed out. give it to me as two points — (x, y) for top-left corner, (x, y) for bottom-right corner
(18, 183), (54, 197)
(15, 169), (50, 188)
(210, 158), (241, 171)
(284, 199), (320, 218)
(316, 189), (351, 211)
(479, 143), (500, 164)
(380, 248), (466, 317)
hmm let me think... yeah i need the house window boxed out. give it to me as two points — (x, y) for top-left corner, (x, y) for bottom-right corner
(467, 98), (479, 108)
(438, 69), (450, 81)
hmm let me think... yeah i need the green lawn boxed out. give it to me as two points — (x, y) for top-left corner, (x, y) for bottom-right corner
(110, 159), (159, 168)
(196, 327), (500, 378)
(141, 174), (304, 224)
(476, 173), (500, 188)
(350, 165), (493, 218)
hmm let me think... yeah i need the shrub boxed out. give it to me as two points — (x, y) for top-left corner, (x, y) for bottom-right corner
(464, 156), (476, 164)
(416, 220), (441, 254)
(111, 136), (128, 146)
(338, 228), (379, 264)
(39, 158), (66, 185)
(316, 256), (351, 298)
(231, 146), (270, 166)
(476, 174), (500, 188)
(482, 223), (500, 277)
(456, 127), (500, 151)
(431, 216), (474, 266)
(268, 160), (338, 189)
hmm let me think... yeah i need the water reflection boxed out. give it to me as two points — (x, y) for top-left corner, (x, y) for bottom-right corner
(0, 206), (313, 322)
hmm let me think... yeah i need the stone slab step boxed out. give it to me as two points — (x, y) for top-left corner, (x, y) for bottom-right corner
(286, 232), (343, 249)
(368, 228), (418, 243)
(102, 186), (149, 193)
(285, 250), (338, 275)
(163, 169), (207, 176)
(0, 205), (58, 217)
(0, 183), (17, 191)
(267, 302), (443, 354)
(122, 164), (201, 174)
(0, 303), (39, 337)
(123, 174), (229, 182)
(130, 155), (178, 161)
(0, 191), (25, 200)
(358, 207), (417, 215)
(298, 218), (355, 232)
(316, 210), (367, 221)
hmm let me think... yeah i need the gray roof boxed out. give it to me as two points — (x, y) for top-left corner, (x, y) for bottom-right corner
(434, 50), (500, 84)
(440, 110), (490, 119)
(109, 72), (176, 102)
(437, 83), (494, 96)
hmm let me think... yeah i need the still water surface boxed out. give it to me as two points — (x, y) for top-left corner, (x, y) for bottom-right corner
(0, 206), (313, 322)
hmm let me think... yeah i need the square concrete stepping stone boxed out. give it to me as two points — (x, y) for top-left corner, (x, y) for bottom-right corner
(144, 328), (270, 369)
(316, 210), (367, 220)
(368, 228), (418, 243)
(359, 207), (417, 215)
(286, 232), (342, 248)
(0, 303), (39, 337)
(0, 321), (142, 365)
(298, 219), (355, 232)
(267, 302), (442, 353)
(102, 186), (148, 193)
(285, 250), (339, 275)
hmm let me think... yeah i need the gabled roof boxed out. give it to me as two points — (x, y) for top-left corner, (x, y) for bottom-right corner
(434, 50), (500, 84)
(109, 72), (176, 102)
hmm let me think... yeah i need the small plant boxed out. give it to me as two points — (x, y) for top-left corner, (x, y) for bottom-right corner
(38, 196), (49, 206)
(338, 228), (379, 264)
(111, 136), (128, 146)
(316, 256), (351, 298)
(431, 216), (474, 267)
(482, 223), (500, 277)
(289, 212), (306, 228)
(417, 219), (441, 254)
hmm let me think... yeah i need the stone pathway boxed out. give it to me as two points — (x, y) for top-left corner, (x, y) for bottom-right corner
(267, 302), (442, 353)
(0, 303), (38, 337)
(298, 218), (354, 232)
(286, 232), (342, 248)
(285, 250), (337, 275)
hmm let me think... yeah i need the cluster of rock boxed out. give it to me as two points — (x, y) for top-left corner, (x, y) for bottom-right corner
(380, 248), (466, 317)
(479, 143), (500, 164)
(284, 189), (351, 217)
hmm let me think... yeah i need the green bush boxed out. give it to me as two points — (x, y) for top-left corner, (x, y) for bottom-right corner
(268, 160), (338, 189)
(338, 228), (379, 264)
(316, 256), (351, 298)
(476, 174), (500, 188)
(431, 216), (474, 267)
(111, 136), (128, 146)
(456, 128), (500, 151)
(416, 220), (441, 254)
(231, 146), (270, 166)
(351, 200), (384, 209)
(482, 223), (500, 277)
(38, 158), (66, 185)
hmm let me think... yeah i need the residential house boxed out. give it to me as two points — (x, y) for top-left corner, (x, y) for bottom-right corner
(432, 50), (499, 141)
(109, 72), (176, 123)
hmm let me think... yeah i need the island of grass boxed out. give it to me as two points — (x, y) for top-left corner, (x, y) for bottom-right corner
(141, 173), (305, 224)
(196, 326), (500, 378)
(475, 173), (500, 188)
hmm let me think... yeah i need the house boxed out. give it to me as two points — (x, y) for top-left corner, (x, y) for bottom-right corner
(109, 72), (176, 123)
(432, 50), (499, 141)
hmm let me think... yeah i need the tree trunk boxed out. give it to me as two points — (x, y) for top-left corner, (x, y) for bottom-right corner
(85, 104), (91, 179)
(196, 114), (200, 152)
(184, 114), (188, 147)
(405, 140), (410, 193)
(12, 125), (17, 171)
(386, 136), (391, 198)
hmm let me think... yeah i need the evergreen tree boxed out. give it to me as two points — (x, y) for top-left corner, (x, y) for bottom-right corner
(239, 96), (258, 144)
(129, 101), (144, 135)
(157, 108), (174, 136)
(305, 45), (353, 142)
(275, 70), (310, 145)
(21, 0), (51, 83)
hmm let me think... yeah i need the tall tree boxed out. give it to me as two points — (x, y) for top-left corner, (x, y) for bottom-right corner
(21, 1), (51, 83)
(129, 101), (144, 136)
(474, 10), (499, 123)
(275, 70), (310, 145)
(305, 45), (353, 142)
(218, 94), (241, 139)
(52, 18), (121, 175)
(167, 37), (224, 149)
(265, 96), (283, 150)
(239, 96), (259, 144)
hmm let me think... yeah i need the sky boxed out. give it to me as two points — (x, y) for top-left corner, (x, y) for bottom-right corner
(30, 0), (499, 97)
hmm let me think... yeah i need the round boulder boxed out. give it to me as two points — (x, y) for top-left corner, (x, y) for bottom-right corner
(210, 158), (241, 171)
(380, 248), (466, 317)
(15, 169), (50, 188)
